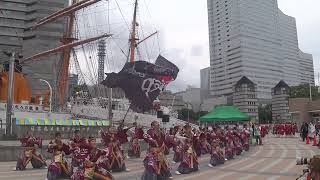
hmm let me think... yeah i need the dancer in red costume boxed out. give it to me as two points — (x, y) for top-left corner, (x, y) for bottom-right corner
(83, 137), (114, 180)
(208, 139), (225, 167)
(171, 126), (183, 163)
(141, 121), (172, 180)
(16, 130), (47, 171)
(47, 132), (71, 180)
(69, 136), (114, 180)
(175, 124), (199, 175)
(128, 122), (144, 158)
(100, 126), (130, 172)
(69, 130), (89, 180)
(225, 127), (235, 159)
(199, 129), (211, 155)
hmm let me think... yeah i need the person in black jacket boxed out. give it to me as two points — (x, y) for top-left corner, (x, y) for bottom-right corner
(300, 122), (309, 142)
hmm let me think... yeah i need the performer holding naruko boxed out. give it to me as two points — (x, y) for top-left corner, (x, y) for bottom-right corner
(16, 130), (47, 171)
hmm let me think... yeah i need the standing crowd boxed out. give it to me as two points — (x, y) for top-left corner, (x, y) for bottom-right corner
(14, 121), (264, 180)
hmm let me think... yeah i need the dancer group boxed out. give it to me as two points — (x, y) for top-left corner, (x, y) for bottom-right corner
(15, 121), (254, 180)
(272, 123), (297, 137)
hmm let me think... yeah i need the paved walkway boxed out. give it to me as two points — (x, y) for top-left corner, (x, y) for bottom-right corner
(0, 136), (316, 180)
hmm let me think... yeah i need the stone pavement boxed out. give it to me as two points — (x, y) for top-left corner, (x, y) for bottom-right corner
(0, 136), (316, 180)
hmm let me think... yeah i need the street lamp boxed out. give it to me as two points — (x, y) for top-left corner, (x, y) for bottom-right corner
(39, 79), (52, 113)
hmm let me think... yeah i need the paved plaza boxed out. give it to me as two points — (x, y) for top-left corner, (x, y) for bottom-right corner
(0, 136), (316, 180)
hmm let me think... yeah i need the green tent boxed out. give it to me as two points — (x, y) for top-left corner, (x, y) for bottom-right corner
(200, 105), (250, 122)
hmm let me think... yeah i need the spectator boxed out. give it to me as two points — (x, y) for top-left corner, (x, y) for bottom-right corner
(254, 123), (262, 145)
(300, 122), (308, 142)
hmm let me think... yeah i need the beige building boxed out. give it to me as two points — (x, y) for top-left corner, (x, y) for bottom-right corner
(175, 86), (202, 112)
(233, 76), (258, 120)
(158, 90), (185, 111)
(272, 81), (290, 122)
(289, 98), (320, 128)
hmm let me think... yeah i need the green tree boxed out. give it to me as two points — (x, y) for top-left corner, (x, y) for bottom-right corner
(289, 84), (320, 100)
(258, 104), (272, 124)
(73, 85), (81, 92)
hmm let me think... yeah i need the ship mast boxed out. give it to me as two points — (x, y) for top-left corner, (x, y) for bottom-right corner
(58, 0), (77, 108)
(129, 0), (138, 63)
(21, 0), (111, 110)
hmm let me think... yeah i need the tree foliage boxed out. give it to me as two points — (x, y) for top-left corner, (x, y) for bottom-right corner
(73, 85), (81, 93)
(289, 84), (320, 100)
(258, 104), (272, 124)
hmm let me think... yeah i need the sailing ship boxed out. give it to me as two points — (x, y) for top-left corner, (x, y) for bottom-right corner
(0, 0), (184, 133)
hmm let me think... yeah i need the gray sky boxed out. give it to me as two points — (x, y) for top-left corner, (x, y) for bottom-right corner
(78, 0), (319, 92)
(139, 0), (320, 92)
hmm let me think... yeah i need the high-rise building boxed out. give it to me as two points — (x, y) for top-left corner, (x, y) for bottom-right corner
(200, 67), (210, 101)
(0, 0), (67, 95)
(201, 67), (210, 90)
(207, 0), (314, 103)
(97, 40), (106, 84)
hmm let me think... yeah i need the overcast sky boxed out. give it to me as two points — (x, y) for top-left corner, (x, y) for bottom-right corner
(80, 0), (319, 92)
(135, 0), (320, 92)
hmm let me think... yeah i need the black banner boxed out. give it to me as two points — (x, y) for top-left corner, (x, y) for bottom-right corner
(101, 55), (179, 113)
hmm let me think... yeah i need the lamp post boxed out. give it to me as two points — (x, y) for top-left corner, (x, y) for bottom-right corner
(40, 79), (52, 113)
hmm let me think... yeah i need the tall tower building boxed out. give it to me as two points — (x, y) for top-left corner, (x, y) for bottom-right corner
(207, 0), (314, 103)
(200, 67), (210, 101)
(97, 39), (106, 84)
(0, 0), (67, 94)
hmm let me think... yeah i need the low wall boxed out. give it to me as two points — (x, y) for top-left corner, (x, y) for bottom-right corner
(13, 126), (103, 140)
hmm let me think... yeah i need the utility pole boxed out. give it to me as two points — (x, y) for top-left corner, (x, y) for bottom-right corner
(5, 52), (15, 135)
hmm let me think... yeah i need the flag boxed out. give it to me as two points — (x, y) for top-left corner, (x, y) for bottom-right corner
(101, 55), (179, 112)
